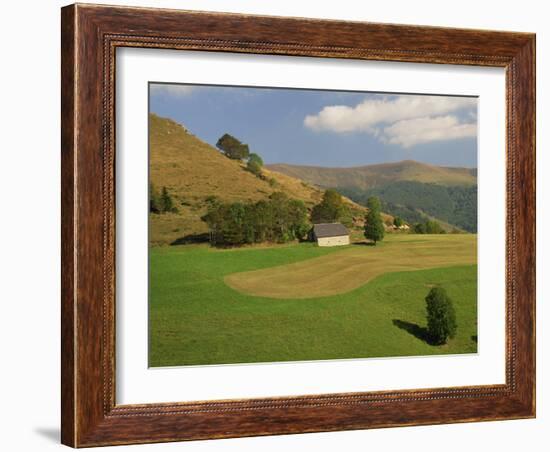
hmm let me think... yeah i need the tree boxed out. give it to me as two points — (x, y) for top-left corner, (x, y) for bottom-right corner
(364, 196), (385, 244)
(149, 184), (161, 214)
(425, 220), (445, 234)
(287, 199), (310, 241)
(246, 153), (264, 176)
(222, 202), (247, 244)
(216, 133), (250, 160)
(311, 189), (350, 224)
(412, 220), (445, 234)
(393, 216), (404, 228)
(425, 287), (457, 345)
(413, 222), (427, 234)
(160, 186), (177, 213)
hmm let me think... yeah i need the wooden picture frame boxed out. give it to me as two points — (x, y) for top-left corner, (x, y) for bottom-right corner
(61, 3), (535, 447)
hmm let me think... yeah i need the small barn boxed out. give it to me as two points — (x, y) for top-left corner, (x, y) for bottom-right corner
(312, 223), (350, 247)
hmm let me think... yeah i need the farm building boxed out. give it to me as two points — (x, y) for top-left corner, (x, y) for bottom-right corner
(312, 223), (350, 247)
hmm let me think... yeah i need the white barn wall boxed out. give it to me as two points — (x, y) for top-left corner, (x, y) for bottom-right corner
(317, 235), (350, 247)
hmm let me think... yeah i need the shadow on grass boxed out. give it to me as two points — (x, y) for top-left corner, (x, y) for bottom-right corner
(171, 233), (210, 246)
(351, 241), (376, 246)
(392, 319), (437, 346)
(471, 335), (478, 343)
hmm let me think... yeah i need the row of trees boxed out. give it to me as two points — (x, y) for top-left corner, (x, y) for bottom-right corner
(412, 220), (446, 234)
(201, 192), (310, 246)
(216, 133), (264, 177)
(150, 185), (178, 214)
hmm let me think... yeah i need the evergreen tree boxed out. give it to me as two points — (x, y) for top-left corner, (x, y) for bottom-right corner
(393, 216), (404, 228)
(425, 287), (457, 345)
(364, 196), (385, 244)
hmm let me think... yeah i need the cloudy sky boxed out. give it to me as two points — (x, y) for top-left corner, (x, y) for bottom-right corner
(149, 83), (478, 168)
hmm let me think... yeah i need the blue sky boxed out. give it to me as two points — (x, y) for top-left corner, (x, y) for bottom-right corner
(149, 83), (478, 168)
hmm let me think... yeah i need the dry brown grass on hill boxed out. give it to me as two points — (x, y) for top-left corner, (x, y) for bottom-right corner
(149, 114), (374, 245)
(267, 159), (477, 190)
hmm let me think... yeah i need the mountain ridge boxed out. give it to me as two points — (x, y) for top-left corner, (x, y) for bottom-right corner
(266, 160), (477, 190)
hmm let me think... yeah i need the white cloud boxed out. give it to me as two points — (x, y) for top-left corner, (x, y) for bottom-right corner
(303, 95), (477, 148)
(150, 84), (194, 97)
(382, 115), (477, 148)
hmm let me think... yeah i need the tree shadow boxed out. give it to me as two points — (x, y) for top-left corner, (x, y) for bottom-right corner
(171, 232), (210, 246)
(392, 319), (437, 345)
(352, 241), (376, 246)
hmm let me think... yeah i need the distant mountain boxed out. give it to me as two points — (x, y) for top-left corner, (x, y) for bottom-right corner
(339, 182), (477, 233)
(149, 114), (371, 245)
(266, 160), (477, 190)
(266, 160), (477, 233)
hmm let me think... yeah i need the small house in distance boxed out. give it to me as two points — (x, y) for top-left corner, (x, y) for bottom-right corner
(312, 223), (350, 247)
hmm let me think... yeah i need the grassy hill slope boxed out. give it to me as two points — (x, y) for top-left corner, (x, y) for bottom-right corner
(266, 160), (477, 190)
(149, 114), (371, 245)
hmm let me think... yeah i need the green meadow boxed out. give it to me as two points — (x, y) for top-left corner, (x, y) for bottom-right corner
(149, 234), (477, 367)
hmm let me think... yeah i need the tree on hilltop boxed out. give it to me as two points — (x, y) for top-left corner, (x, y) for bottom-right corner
(216, 133), (250, 160)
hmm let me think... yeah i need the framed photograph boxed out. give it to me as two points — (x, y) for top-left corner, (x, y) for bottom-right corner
(61, 3), (535, 447)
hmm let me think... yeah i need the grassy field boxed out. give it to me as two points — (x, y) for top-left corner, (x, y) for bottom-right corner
(149, 234), (477, 367)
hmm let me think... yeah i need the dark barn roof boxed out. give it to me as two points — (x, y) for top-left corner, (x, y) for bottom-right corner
(313, 223), (349, 238)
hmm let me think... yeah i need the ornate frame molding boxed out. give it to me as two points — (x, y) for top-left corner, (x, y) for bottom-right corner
(62, 4), (535, 447)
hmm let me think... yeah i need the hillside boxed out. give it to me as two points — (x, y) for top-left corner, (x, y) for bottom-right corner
(340, 182), (477, 233)
(266, 160), (477, 190)
(149, 114), (371, 245)
(268, 160), (477, 232)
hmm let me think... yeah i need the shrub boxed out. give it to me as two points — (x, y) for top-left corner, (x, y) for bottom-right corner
(413, 220), (445, 234)
(425, 287), (457, 345)
(149, 184), (161, 214)
(160, 186), (178, 213)
(246, 153), (264, 176)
